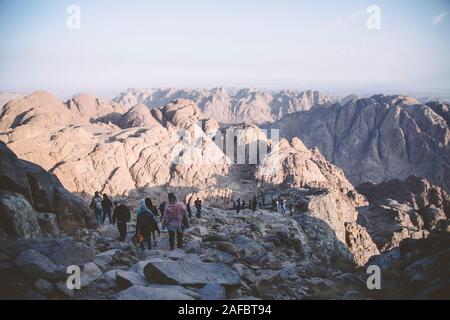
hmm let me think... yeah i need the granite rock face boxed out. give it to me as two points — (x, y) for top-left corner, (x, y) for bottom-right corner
(0, 93), (229, 200)
(274, 95), (450, 191)
(357, 176), (449, 252)
(0, 142), (96, 236)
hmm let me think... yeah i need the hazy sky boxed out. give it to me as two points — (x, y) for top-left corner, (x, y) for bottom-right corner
(0, 0), (449, 98)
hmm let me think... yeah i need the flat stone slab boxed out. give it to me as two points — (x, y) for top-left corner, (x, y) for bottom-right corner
(143, 259), (241, 287)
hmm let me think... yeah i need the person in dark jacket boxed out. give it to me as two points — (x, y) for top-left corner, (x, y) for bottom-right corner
(112, 202), (131, 242)
(236, 198), (241, 214)
(90, 192), (103, 224)
(145, 198), (160, 246)
(135, 199), (160, 250)
(194, 198), (202, 218)
(101, 194), (113, 224)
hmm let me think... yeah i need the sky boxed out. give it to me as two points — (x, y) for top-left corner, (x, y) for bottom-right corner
(0, 0), (449, 98)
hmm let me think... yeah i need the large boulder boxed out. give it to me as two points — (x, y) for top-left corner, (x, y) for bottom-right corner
(30, 238), (94, 266)
(0, 191), (41, 239)
(0, 142), (31, 200)
(345, 222), (380, 266)
(15, 249), (66, 279)
(116, 270), (147, 289)
(0, 141), (97, 235)
(80, 262), (103, 287)
(143, 258), (241, 287)
(233, 236), (267, 261)
(20, 160), (97, 233)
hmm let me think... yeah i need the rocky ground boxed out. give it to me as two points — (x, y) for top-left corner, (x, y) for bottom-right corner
(1, 204), (448, 300)
(0, 207), (365, 300)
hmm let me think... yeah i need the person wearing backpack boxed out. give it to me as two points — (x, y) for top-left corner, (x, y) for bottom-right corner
(162, 193), (185, 250)
(135, 199), (160, 250)
(112, 201), (131, 242)
(90, 192), (103, 224)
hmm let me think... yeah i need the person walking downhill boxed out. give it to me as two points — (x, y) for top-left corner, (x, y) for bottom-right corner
(112, 201), (131, 242)
(145, 198), (160, 246)
(101, 193), (113, 224)
(135, 199), (160, 250)
(90, 192), (103, 224)
(194, 197), (202, 218)
(162, 193), (186, 250)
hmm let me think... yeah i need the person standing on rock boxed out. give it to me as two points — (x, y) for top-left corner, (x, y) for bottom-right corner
(101, 193), (113, 224)
(90, 192), (103, 224)
(281, 198), (287, 215)
(162, 193), (185, 250)
(112, 201), (131, 242)
(194, 197), (202, 218)
(236, 198), (241, 214)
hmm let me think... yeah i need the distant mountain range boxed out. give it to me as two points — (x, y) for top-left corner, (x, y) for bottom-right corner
(1, 89), (449, 192)
(113, 88), (335, 125)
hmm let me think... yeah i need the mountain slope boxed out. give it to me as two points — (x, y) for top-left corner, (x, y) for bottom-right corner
(273, 95), (450, 191)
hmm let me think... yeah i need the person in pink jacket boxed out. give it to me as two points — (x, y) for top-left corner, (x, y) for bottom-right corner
(162, 193), (188, 250)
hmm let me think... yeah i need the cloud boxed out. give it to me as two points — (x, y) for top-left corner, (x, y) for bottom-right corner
(432, 12), (448, 25)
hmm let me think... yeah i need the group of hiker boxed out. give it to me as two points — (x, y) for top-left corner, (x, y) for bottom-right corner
(90, 191), (203, 251)
(89, 189), (292, 251)
(186, 198), (202, 218)
(272, 196), (290, 215)
(233, 195), (259, 214)
(231, 194), (292, 215)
